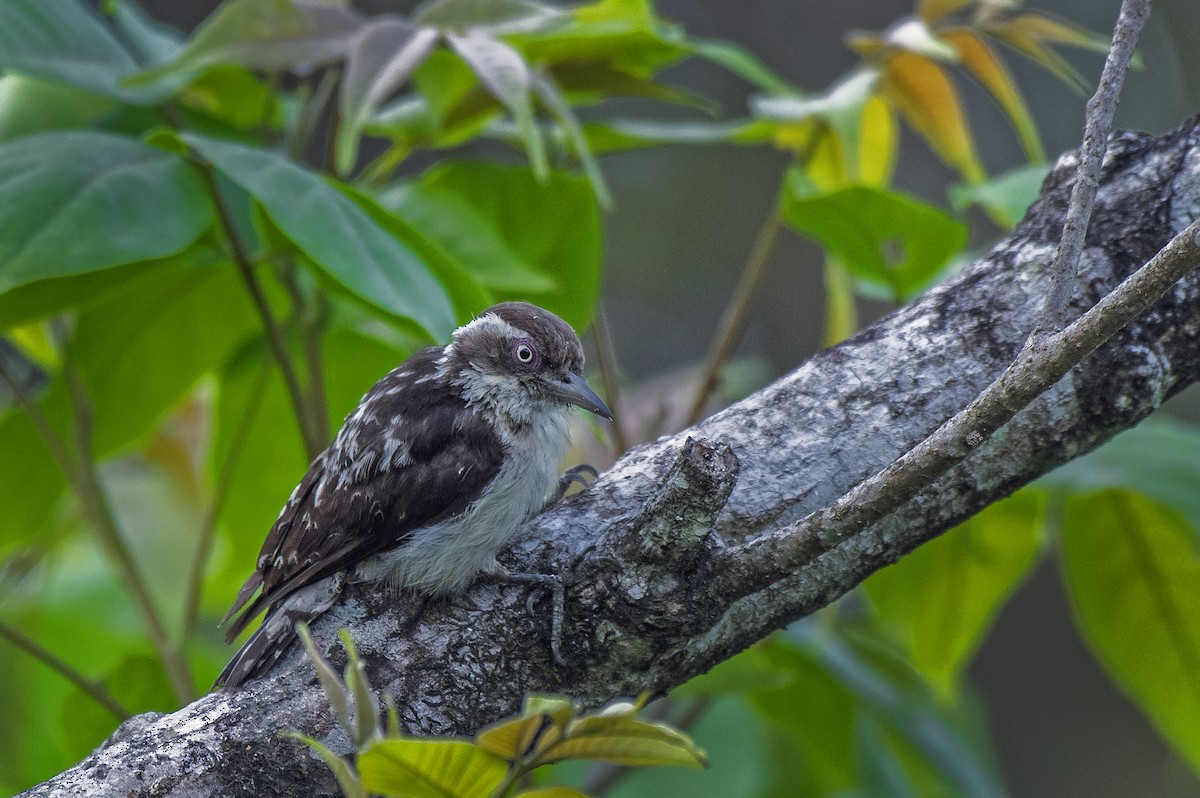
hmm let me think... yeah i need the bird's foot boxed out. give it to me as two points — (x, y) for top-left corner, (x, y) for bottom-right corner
(485, 563), (566, 666)
(546, 464), (600, 507)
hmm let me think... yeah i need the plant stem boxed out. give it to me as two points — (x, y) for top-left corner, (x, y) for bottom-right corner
(590, 305), (627, 456)
(685, 212), (782, 427)
(0, 352), (196, 703)
(279, 263), (330, 445)
(197, 163), (324, 461)
(0, 619), (131, 720)
(179, 360), (272, 644)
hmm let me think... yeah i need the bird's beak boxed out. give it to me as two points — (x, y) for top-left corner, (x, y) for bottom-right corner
(550, 372), (613, 420)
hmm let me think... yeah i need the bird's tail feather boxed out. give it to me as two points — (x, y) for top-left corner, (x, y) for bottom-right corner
(215, 575), (343, 690)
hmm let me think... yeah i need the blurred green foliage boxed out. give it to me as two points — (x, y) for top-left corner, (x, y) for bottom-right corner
(0, 0), (1197, 795)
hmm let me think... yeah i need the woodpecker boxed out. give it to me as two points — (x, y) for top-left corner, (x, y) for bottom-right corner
(216, 301), (611, 689)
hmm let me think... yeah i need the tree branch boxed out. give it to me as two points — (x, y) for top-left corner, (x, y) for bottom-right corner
(20, 117), (1200, 798)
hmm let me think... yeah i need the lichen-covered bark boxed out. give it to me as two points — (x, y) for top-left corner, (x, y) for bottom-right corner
(23, 116), (1200, 798)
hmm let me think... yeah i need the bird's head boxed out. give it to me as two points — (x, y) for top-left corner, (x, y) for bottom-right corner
(443, 301), (612, 428)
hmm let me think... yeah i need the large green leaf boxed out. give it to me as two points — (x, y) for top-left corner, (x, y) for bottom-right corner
(950, 163), (1049, 230)
(0, 132), (213, 303)
(70, 264), (258, 457)
(130, 0), (362, 86)
(1060, 490), (1200, 774)
(419, 161), (601, 329)
(0, 0), (173, 103)
(0, 396), (68, 552)
(377, 182), (555, 293)
(779, 175), (967, 301)
(863, 490), (1045, 699)
(180, 132), (455, 340)
(358, 739), (507, 798)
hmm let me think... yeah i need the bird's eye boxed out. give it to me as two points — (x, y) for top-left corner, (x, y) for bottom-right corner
(512, 339), (539, 368)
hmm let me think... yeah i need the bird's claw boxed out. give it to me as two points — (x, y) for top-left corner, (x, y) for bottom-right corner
(547, 464), (600, 506)
(502, 570), (566, 666)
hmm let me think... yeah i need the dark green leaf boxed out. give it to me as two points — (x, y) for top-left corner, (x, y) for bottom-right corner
(779, 177), (967, 300)
(420, 161), (601, 329)
(1060, 490), (1200, 773)
(180, 132), (455, 339)
(0, 0), (172, 103)
(130, 0), (362, 86)
(863, 489), (1045, 699)
(0, 132), (212, 302)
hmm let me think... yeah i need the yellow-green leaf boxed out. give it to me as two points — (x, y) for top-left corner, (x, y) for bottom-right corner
(476, 714), (546, 760)
(286, 734), (367, 798)
(538, 715), (707, 768)
(881, 51), (984, 183)
(1061, 490), (1200, 776)
(863, 490), (1045, 700)
(942, 28), (1044, 163)
(857, 93), (895, 186)
(358, 739), (507, 798)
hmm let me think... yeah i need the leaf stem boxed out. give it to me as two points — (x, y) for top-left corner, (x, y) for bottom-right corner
(0, 350), (196, 703)
(685, 212), (782, 426)
(196, 163), (324, 461)
(0, 619), (132, 720)
(590, 305), (627, 456)
(179, 360), (272, 644)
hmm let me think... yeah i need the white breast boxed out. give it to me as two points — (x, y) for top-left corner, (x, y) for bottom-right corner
(353, 408), (572, 594)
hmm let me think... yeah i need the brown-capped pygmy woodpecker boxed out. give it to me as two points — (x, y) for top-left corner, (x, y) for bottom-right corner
(217, 301), (611, 689)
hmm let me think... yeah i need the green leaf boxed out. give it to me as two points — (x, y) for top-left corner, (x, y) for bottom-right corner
(419, 161), (601, 329)
(0, 0), (172, 103)
(339, 629), (382, 747)
(579, 118), (772, 155)
(531, 72), (611, 207)
(0, 74), (115, 143)
(516, 0), (688, 77)
(337, 19), (439, 175)
(788, 624), (1007, 798)
(179, 132), (455, 339)
(863, 490), (1045, 699)
(70, 263), (258, 457)
(779, 178), (967, 301)
(516, 788), (590, 798)
(0, 131), (213, 301)
(1060, 489), (1200, 774)
(377, 182), (555, 293)
(688, 38), (797, 95)
(950, 163), (1049, 230)
(1041, 419), (1200, 541)
(130, 0), (363, 86)
(107, 0), (185, 66)
(446, 31), (547, 179)
(287, 733), (367, 798)
(358, 738), (507, 798)
(0, 398), (68, 553)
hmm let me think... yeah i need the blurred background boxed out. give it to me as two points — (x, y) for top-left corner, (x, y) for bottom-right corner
(9, 0), (1200, 794)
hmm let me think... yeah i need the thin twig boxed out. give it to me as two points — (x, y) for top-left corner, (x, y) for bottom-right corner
(179, 360), (272, 643)
(1035, 0), (1151, 336)
(685, 213), (782, 426)
(0, 620), (132, 720)
(589, 305), (628, 456)
(0, 353), (196, 702)
(279, 263), (331, 445)
(730, 216), (1200, 587)
(196, 163), (324, 461)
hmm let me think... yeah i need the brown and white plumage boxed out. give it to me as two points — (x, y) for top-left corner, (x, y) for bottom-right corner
(216, 302), (610, 689)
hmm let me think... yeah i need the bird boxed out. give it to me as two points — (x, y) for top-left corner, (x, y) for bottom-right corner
(216, 301), (612, 689)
